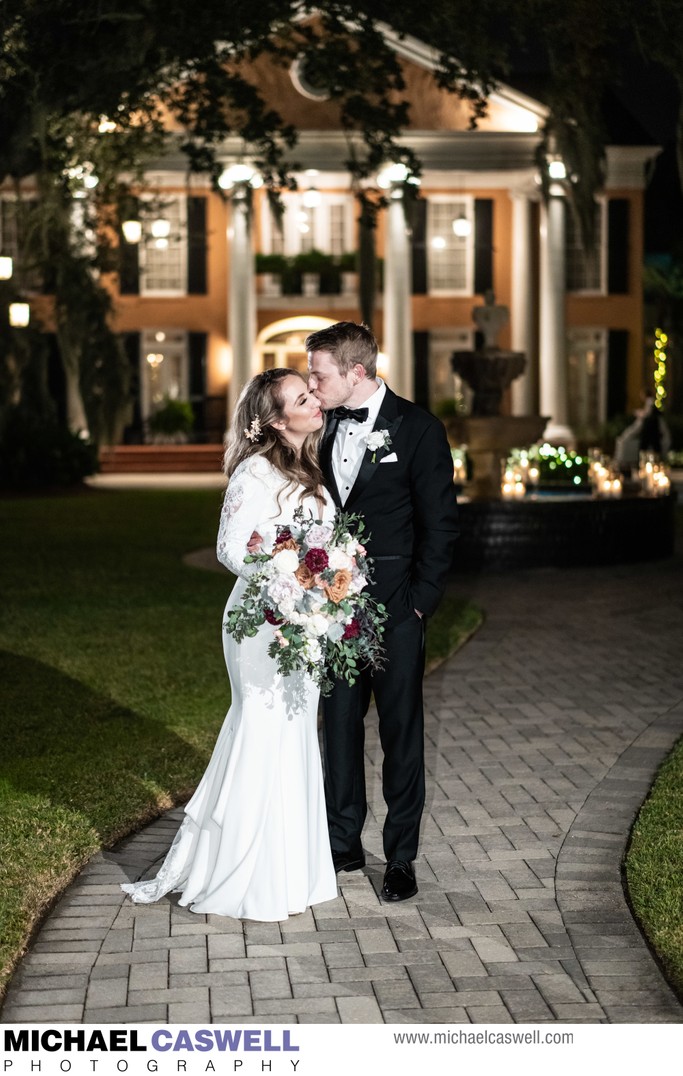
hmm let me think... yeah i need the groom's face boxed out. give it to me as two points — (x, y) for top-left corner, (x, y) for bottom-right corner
(307, 350), (355, 411)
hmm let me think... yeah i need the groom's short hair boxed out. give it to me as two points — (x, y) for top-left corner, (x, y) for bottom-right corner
(305, 321), (378, 379)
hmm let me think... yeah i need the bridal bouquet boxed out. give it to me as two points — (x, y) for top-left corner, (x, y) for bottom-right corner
(224, 508), (387, 694)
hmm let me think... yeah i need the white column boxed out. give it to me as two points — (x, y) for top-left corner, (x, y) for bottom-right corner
(227, 190), (257, 420)
(539, 190), (574, 446)
(510, 193), (535, 416)
(383, 191), (413, 401)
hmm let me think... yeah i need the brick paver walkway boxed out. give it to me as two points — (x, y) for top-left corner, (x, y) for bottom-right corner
(3, 552), (683, 1024)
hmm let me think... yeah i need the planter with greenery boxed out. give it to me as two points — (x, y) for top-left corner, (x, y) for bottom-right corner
(255, 251), (358, 296)
(147, 398), (195, 443)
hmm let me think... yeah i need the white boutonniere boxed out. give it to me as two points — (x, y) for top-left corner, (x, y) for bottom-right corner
(364, 430), (392, 463)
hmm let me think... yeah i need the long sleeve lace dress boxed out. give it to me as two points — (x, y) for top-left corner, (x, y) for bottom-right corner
(121, 456), (337, 921)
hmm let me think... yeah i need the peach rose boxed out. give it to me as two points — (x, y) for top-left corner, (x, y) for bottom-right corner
(295, 563), (317, 590)
(277, 538), (300, 553)
(324, 569), (352, 604)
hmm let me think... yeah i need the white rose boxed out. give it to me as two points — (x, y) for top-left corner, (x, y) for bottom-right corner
(303, 638), (323, 663)
(328, 548), (353, 571)
(305, 612), (331, 638)
(347, 570), (367, 595)
(267, 575), (303, 616)
(272, 548), (300, 574)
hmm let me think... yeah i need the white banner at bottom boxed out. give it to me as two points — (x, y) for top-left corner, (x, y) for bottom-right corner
(2, 1023), (682, 1076)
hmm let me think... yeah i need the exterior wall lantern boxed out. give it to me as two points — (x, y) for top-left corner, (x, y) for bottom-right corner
(547, 157), (567, 181)
(9, 302), (30, 327)
(121, 219), (142, 244)
(218, 164), (264, 192)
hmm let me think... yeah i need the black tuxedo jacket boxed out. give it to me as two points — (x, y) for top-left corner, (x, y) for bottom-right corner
(320, 386), (459, 625)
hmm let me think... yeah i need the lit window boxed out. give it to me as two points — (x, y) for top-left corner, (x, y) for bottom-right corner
(426, 199), (472, 294)
(140, 197), (187, 295)
(263, 193), (353, 257)
(565, 201), (605, 293)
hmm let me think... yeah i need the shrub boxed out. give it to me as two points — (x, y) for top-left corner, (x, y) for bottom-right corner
(0, 406), (99, 490)
(147, 398), (194, 439)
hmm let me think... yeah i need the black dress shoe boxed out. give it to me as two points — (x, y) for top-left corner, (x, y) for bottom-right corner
(332, 849), (366, 873)
(381, 860), (418, 902)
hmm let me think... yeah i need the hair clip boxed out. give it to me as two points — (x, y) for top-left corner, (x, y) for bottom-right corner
(244, 416), (263, 443)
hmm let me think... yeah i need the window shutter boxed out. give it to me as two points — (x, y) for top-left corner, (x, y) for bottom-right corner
(189, 331), (207, 436)
(607, 330), (628, 417)
(46, 333), (67, 424)
(119, 199), (140, 295)
(474, 199), (494, 295)
(607, 199), (629, 295)
(411, 199), (427, 295)
(187, 197), (208, 295)
(413, 331), (429, 409)
(122, 332), (142, 439)
(189, 332), (207, 397)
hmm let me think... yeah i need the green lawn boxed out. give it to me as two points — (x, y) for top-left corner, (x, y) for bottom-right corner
(625, 740), (683, 999)
(624, 501), (683, 999)
(0, 487), (481, 996)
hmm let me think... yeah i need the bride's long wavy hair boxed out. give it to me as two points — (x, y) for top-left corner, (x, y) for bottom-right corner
(223, 369), (325, 509)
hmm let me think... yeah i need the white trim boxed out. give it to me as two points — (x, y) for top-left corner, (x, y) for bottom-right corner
(376, 23), (549, 122)
(604, 146), (661, 189)
(208, 130), (542, 174)
(289, 56), (331, 101)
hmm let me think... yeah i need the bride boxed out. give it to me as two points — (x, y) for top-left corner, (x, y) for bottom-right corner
(122, 368), (338, 921)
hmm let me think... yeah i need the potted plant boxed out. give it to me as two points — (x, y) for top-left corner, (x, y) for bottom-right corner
(292, 249), (336, 296)
(338, 251), (358, 296)
(147, 397), (195, 443)
(255, 253), (288, 297)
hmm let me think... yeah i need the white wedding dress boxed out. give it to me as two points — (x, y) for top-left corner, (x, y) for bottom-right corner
(121, 456), (338, 921)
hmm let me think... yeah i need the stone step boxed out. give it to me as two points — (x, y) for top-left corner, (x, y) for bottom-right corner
(99, 445), (223, 474)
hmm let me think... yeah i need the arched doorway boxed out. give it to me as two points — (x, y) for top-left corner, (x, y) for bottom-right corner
(256, 316), (336, 374)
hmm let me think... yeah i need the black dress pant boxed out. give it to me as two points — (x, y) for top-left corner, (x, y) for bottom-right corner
(322, 613), (425, 863)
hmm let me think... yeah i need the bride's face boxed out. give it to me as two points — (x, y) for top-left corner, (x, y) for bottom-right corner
(273, 374), (324, 448)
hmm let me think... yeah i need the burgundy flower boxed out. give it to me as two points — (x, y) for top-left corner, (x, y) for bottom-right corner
(305, 547), (329, 573)
(275, 528), (293, 545)
(343, 618), (360, 640)
(264, 608), (284, 625)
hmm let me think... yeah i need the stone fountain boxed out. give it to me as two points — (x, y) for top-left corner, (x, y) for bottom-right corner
(450, 291), (548, 499)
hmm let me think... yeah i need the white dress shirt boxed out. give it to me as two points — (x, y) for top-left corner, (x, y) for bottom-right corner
(331, 378), (386, 506)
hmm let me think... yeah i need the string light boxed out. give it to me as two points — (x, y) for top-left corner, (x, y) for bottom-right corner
(653, 328), (668, 410)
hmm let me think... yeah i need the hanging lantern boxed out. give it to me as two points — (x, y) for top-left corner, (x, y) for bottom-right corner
(452, 214), (472, 238)
(151, 218), (171, 239)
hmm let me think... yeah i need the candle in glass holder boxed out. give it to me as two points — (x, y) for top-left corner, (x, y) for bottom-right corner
(654, 469), (670, 496)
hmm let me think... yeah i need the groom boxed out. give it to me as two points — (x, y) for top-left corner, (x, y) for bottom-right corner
(306, 321), (459, 901)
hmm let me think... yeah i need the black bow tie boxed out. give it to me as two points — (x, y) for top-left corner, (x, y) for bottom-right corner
(331, 406), (369, 423)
